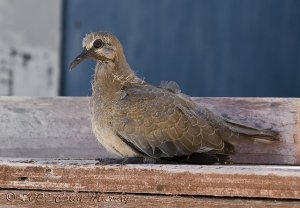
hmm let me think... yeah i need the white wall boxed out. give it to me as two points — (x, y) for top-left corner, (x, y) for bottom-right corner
(0, 0), (61, 96)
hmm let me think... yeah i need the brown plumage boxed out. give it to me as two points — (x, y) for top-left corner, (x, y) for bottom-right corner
(70, 32), (279, 164)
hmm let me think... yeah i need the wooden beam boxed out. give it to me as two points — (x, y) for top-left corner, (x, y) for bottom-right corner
(0, 190), (299, 208)
(0, 97), (299, 164)
(0, 159), (300, 199)
(194, 98), (300, 164)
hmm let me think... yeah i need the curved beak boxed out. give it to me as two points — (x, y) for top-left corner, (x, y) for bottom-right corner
(69, 48), (90, 70)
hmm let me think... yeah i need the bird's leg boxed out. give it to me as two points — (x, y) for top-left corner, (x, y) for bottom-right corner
(120, 157), (146, 164)
(96, 157), (147, 165)
(95, 157), (124, 165)
(121, 157), (176, 164)
(120, 157), (181, 164)
(142, 157), (157, 164)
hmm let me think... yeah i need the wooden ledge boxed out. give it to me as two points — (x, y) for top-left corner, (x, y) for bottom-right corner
(0, 97), (300, 206)
(0, 97), (300, 164)
(0, 159), (300, 200)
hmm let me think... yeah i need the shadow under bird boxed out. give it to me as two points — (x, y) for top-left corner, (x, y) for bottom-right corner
(70, 32), (279, 164)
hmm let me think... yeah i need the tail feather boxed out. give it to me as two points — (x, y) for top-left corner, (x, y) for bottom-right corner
(223, 118), (279, 144)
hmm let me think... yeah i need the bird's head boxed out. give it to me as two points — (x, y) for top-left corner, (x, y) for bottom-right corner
(69, 32), (124, 70)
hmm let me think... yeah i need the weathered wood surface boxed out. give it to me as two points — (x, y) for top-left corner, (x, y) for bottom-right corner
(0, 96), (299, 164)
(0, 190), (299, 208)
(0, 159), (300, 200)
(195, 98), (300, 164)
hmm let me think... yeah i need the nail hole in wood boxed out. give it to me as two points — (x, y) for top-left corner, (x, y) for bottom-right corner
(18, 177), (28, 181)
(156, 184), (164, 191)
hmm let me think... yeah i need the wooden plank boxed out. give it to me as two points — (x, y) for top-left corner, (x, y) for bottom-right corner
(0, 97), (105, 159)
(0, 159), (300, 199)
(195, 98), (300, 164)
(0, 97), (299, 165)
(0, 190), (299, 208)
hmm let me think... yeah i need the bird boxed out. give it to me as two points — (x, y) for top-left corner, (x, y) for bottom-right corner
(69, 32), (279, 164)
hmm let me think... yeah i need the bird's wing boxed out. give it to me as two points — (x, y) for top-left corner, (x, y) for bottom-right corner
(111, 85), (225, 158)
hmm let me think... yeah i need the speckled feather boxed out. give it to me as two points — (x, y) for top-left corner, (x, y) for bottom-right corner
(111, 83), (226, 158)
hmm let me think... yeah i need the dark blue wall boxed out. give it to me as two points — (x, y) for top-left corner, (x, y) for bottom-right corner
(62, 0), (300, 97)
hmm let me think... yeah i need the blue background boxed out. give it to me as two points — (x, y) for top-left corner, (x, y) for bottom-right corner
(62, 0), (300, 97)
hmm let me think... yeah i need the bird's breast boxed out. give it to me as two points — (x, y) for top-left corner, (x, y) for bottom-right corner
(90, 94), (139, 158)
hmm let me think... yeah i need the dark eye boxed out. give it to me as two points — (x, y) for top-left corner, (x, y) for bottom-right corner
(93, 39), (104, 48)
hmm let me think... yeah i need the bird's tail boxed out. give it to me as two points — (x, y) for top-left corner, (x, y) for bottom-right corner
(223, 118), (279, 144)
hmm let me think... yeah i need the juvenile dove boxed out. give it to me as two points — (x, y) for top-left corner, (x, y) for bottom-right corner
(70, 32), (278, 164)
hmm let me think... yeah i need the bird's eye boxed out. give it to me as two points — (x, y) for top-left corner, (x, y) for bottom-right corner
(93, 39), (104, 48)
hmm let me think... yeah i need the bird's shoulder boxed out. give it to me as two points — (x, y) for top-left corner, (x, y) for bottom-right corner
(117, 81), (194, 107)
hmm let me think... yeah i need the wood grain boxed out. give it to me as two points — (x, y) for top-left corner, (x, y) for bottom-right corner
(0, 190), (299, 208)
(0, 159), (300, 199)
(0, 97), (299, 164)
(195, 98), (300, 164)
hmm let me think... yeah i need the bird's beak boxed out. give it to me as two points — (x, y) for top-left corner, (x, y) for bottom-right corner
(69, 48), (90, 70)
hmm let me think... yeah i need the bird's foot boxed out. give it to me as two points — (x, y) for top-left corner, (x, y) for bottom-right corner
(95, 157), (146, 165)
(95, 157), (122, 165)
(117, 157), (174, 164)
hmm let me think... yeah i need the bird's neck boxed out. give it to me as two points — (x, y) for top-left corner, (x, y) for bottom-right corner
(92, 56), (138, 99)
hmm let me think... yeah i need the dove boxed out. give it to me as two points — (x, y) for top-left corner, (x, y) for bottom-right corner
(70, 32), (278, 164)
